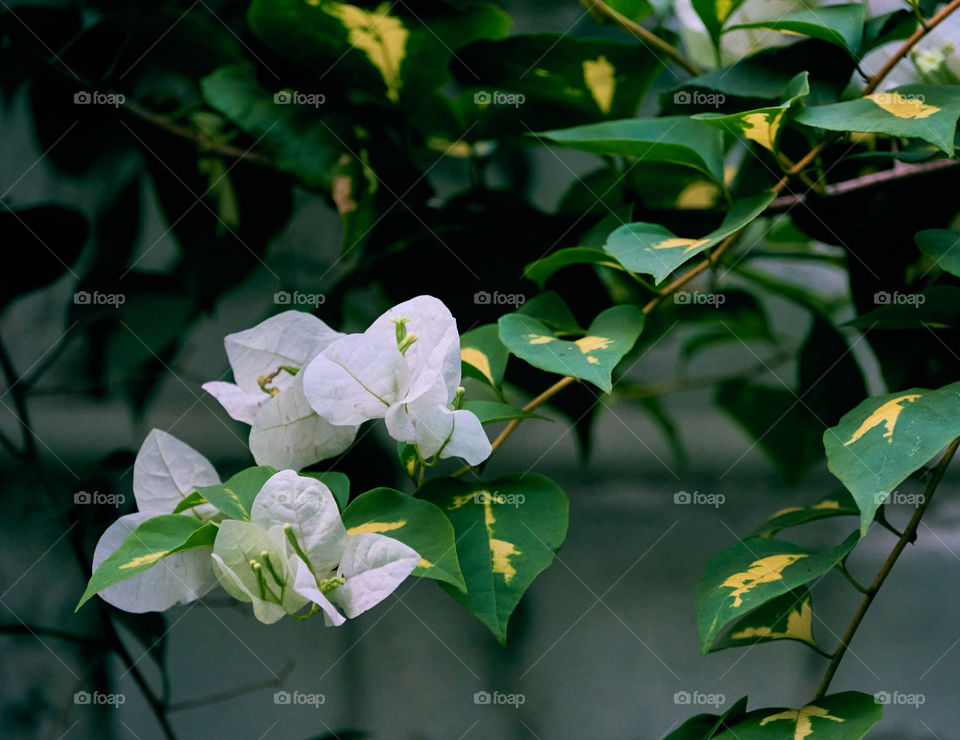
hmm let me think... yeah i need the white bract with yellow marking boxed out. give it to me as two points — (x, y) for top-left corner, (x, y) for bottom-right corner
(93, 430), (220, 612)
(212, 470), (420, 625)
(302, 296), (492, 465)
(203, 311), (359, 470)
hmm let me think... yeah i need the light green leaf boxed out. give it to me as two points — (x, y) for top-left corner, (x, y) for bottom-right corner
(194, 466), (278, 521)
(517, 291), (582, 334)
(711, 587), (818, 652)
(691, 0), (749, 51)
(418, 475), (569, 644)
(694, 72), (809, 153)
(795, 84), (960, 155)
(603, 192), (774, 284)
(728, 4), (866, 56)
(696, 532), (859, 654)
(523, 247), (629, 288)
(539, 117), (726, 183)
(77, 516), (217, 610)
(916, 229), (960, 278)
(712, 692), (882, 739)
(824, 382), (960, 534)
(342, 487), (465, 591)
(499, 305), (644, 392)
(172, 491), (209, 515)
(460, 324), (509, 389)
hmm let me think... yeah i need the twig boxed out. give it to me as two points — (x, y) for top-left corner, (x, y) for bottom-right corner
(580, 0), (701, 76)
(167, 660), (294, 713)
(815, 437), (960, 699)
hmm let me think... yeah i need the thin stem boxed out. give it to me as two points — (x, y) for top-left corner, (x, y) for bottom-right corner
(580, 0), (701, 76)
(815, 436), (960, 699)
(836, 562), (871, 595)
(862, 0), (960, 95)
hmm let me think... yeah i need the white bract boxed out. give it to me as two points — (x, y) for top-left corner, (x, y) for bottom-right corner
(302, 296), (492, 465)
(93, 430), (220, 612)
(212, 470), (420, 625)
(203, 311), (359, 470)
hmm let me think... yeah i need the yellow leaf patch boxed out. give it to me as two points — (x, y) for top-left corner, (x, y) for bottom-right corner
(582, 56), (615, 114)
(866, 92), (940, 119)
(844, 394), (922, 446)
(347, 520), (406, 535)
(721, 554), (807, 607)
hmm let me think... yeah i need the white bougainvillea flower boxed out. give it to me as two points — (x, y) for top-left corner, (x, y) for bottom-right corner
(302, 296), (491, 465)
(211, 520), (308, 624)
(293, 532), (420, 627)
(94, 430), (220, 612)
(202, 310), (359, 470)
(212, 469), (419, 625)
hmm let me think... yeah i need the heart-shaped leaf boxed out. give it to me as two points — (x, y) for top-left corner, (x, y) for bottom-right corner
(418, 475), (569, 644)
(824, 382), (960, 533)
(712, 692), (882, 739)
(499, 305), (645, 392)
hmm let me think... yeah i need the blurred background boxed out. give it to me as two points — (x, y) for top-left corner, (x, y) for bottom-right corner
(2, 0), (960, 737)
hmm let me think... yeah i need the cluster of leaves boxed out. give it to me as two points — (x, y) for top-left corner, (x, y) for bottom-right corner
(4, 0), (960, 736)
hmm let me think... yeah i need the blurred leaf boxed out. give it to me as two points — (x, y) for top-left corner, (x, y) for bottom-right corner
(728, 4), (865, 56)
(915, 229), (960, 277)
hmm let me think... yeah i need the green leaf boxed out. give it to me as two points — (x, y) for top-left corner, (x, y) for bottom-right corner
(499, 305), (645, 392)
(397, 442), (420, 481)
(462, 400), (545, 425)
(711, 587), (819, 652)
(417, 475), (569, 644)
(754, 490), (859, 537)
(200, 65), (341, 187)
(460, 324), (509, 389)
(916, 229), (960, 278)
(696, 531), (859, 654)
(301, 471), (351, 511)
(693, 72), (809, 153)
(712, 692), (882, 739)
(728, 4), (866, 56)
(342, 487), (465, 591)
(172, 491), (209, 515)
(795, 84), (960, 155)
(824, 382), (960, 534)
(539, 117), (726, 184)
(691, 0), (749, 52)
(524, 247), (629, 289)
(664, 696), (749, 739)
(517, 291), (582, 334)
(77, 516), (217, 610)
(195, 466), (278, 521)
(603, 192), (774, 284)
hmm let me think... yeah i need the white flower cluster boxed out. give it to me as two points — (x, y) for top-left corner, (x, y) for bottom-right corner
(203, 295), (492, 470)
(95, 431), (419, 624)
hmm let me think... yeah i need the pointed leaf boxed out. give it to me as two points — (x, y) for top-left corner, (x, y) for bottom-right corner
(195, 466), (278, 521)
(711, 587), (819, 652)
(460, 324), (509, 389)
(754, 490), (859, 537)
(523, 247), (629, 288)
(728, 5), (866, 56)
(712, 692), (882, 739)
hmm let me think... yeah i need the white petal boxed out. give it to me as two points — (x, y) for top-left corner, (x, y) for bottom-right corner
(225, 310), (341, 394)
(202, 381), (266, 425)
(249, 373), (359, 470)
(133, 430), (220, 517)
(330, 533), (419, 619)
(366, 296), (461, 400)
(94, 513), (216, 613)
(292, 560), (346, 627)
(302, 333), (409, 425)
(251, 470), (346, 574)
(441, 409), (492, 465)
